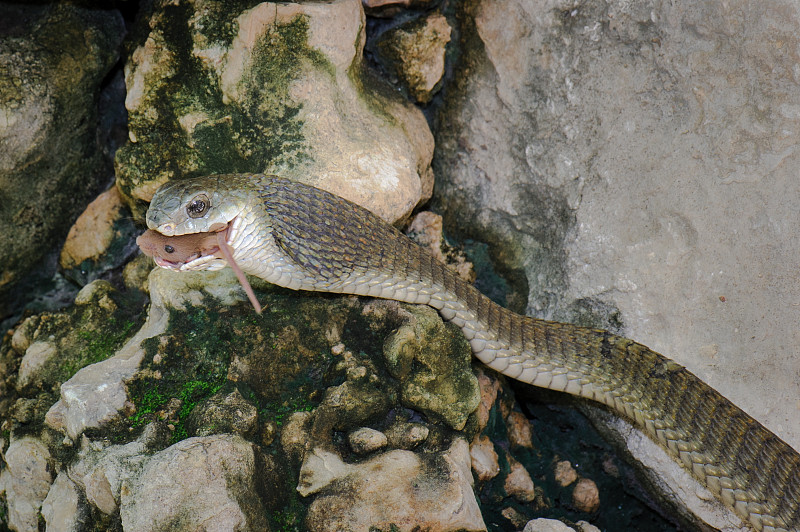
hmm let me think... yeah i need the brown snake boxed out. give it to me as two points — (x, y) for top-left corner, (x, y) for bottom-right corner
(140, 173), (800, 531)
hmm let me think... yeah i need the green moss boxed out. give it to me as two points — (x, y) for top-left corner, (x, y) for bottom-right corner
(117, 6), (327, 218)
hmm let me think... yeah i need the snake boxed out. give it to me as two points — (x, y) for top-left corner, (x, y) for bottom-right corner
(139, 173), (800, 531)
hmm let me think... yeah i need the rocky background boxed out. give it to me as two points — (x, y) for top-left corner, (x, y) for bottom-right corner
(1, 0), (798, 531)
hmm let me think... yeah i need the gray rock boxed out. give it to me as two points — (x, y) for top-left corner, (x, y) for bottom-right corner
(0, 4), (124, 316)
(16, 340), (57, 391)
(41, 472), (87, 532)
(0, 437), (53, 532)
(434, 0), (800, 525)
(119, 434), (268, 532)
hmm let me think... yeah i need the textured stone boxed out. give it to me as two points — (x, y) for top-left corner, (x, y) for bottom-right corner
(523, 518), (574, 532)
(434, 0), (800, 524)
(504, 456), (536, 502)
(187, 389), (258, 438)
(117, 0), (433, 223)
(553, 460), (578, 487)
(383, 305), (480, 430)
(302, 439), (485, 532)
(571, 478), (600, 513)
(0, 437), (53, 532)
(41, 472), (86, 532)
(59, 186), (139, 286)
(348, 427), (388, 454)
(376, 12), (452, 103)
(469, 434), (499, 482)
(119, 434), (268, 531)
(16, 340), (57, 391)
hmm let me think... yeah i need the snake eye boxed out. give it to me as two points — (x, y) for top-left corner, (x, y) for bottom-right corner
(187, 194), (210, 218)
(164, 245), (175, 254)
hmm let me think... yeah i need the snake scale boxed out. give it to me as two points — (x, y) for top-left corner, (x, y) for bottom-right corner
(142, 173), (800, 531)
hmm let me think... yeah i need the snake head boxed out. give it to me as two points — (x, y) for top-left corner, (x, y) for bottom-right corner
(146, 176), (246, 236)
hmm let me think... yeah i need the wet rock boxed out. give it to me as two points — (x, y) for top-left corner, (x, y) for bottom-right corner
(116, 0), (433, 223)
(348, 427), (388, 454)
(376, 12), (452, 103)
(41, 472), (87, 532)
(571, 478), (600, 514)
(0, 4), (124, 317)
(119, 434), (268, 531)
(59, 186), (139, 286)
(302, 438), (485, 531)
(0, 437), (53, 532)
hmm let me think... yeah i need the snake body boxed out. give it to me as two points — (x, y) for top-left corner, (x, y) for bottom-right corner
(145, 173), (800, 531)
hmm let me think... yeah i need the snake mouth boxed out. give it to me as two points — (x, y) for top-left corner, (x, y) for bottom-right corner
(138, 219), (234, 270)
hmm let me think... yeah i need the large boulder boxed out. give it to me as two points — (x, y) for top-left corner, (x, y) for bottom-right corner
(0, 4), (124, 318)
(434, 0), (800, 526)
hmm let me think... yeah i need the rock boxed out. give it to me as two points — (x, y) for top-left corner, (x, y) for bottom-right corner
(504, 455), (536, 502)
(348, 427), (389, 454)
(0, 4), (124, 317)
(59, 186), (139, 286)
(407, 211), (476, 282)
(116, 0), (434, 223)
(523, 518), (574, 532)
(383, 305), (480, 430)
(0, 437), (53, 532)
(469, 434), (499, 482)
(119, 434), (268, 531)
(302, 438), (485, 531)
(41, 472), (87, 532)
(434, 0), (800, 524)
(505, 410), (534, 448)
(16, 340), (57, 391)
(363, 0), (435, 18)
(575, 521), (601, 532)
(571, 478), (600, 514)
(385, 421), (430, 449)
(375, 12), (452, 103)
(553, 460), (578, 487)
(186, 389), (259, 438)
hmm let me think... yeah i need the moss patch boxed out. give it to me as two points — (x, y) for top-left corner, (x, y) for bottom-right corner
(116, 4), (324, 218)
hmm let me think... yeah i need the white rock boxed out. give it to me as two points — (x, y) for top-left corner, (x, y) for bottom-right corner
(469, 434), (499, 481)
(119, 435), (267, 531)
(0, 437), (53, 532)
(41, 472), (85, 532)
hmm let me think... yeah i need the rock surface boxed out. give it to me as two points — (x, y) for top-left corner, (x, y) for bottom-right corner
(0, 437), (52, 532)
(0, 4), (124, 318)
(119, 434), (269, 531)
(434, 0), (800, 526)
(116, 0), (433, 223)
